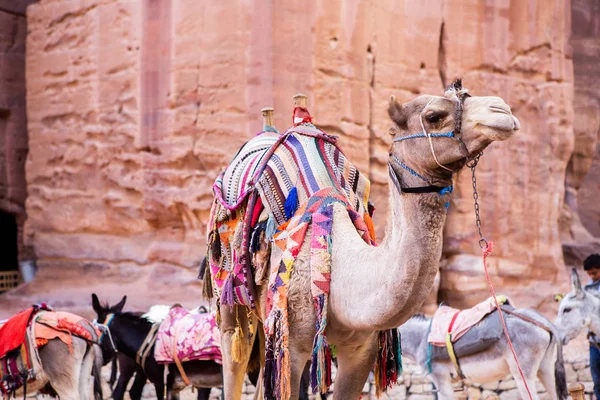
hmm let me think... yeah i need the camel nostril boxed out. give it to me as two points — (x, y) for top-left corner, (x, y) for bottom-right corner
(489, 104), (511, 115)
(512, 116), (521, 130)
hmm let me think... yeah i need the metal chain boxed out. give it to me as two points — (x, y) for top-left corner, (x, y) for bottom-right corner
(466, 152), (488, 249)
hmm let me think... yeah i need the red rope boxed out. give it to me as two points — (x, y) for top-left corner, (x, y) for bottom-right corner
(482, 242), (533, 400)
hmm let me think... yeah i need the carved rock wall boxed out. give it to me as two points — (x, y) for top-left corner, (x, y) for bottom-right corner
(0, 1), (37, 269)
(17, 0), (578, 311)
(560, 0), (600, 271)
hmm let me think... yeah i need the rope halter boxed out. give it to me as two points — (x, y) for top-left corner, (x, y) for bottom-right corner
(389, 79), (473, 198)
(93, 313), (118, 353)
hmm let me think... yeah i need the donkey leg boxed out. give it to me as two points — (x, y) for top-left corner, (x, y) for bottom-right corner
(128, 364), (148, 400)
(78, 343), (96, 400)
(428, 368), (456, 400)
(537, 345), (559, 400)
(41, 338), (87, 400)
(197, 388), (212, 400)
(220, 306), (257, 400)
(507, 358), (540, 400)
(331, 334), (378, 400)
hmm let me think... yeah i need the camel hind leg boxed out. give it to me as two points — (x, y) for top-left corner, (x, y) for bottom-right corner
(40, 337), (88, 400)
(220, 305), (257, 400)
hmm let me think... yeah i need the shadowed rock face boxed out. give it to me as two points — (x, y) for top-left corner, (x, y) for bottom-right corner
(560, 0), (600, 271)
(0, 0), (592, 317)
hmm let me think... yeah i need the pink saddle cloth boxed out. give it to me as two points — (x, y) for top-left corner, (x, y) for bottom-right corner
(428, 296), (510, 347)
(154, 307), (222, 364)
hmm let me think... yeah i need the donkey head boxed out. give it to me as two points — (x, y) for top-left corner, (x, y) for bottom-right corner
(554, 269), (600, 344)
(91, 293), (127, 365)
(91, 293), (127, 324)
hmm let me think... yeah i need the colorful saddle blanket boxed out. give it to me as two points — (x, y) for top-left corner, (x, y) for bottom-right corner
(154, 307), (221, 365)
(209, 122), (373, 308)
(428, 296), (511, 346)
(208, 116), (400, 399)
(34, 311), (100, 348)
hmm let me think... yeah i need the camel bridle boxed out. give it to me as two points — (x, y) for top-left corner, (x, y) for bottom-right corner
(388, 81), (474, 196)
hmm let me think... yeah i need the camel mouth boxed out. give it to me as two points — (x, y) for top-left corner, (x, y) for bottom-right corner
(442, 158), (467, 171)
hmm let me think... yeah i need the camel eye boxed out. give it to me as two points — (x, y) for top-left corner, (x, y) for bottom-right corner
(425, 112), (446, 124)
(563, 307), (572, 313)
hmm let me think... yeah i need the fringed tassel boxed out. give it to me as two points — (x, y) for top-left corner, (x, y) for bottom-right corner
(375, 328), (402, 397)
(231, 309), (246, 363)
(250, 221), (267, 253)
(220, 275), (235, 307)
(264, 311), (291, 400)
(310, 295), (332, 394)
(284, 187), (299, 220)
(264, 334), (276, 400)
(265, 216), (276, 242)
(201, 258), (213, 300)
(208, 229), (222, 264)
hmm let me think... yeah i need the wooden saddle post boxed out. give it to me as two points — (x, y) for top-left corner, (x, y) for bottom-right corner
(568, 382), (585, 400)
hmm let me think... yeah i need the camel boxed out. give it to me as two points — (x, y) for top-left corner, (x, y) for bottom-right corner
(211, 81), (520, 399)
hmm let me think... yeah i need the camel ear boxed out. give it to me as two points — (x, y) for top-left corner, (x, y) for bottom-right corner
(388, 95), (407, 128)
(571, 268), (585, 299)
(91, 293), (101, 314)
(114, 295), (127, 313)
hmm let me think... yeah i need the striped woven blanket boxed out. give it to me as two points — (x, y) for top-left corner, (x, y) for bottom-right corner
(208, 123), (372, 307)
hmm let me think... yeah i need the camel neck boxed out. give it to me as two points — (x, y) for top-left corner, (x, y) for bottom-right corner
(329, 173), (450, 331)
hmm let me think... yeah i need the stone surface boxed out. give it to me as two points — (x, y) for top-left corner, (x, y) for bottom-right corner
(0, 1), (36, 269)
(0, 0), (594, 359)
(4, 0), (583, 319)
(560, 0), (600, 272)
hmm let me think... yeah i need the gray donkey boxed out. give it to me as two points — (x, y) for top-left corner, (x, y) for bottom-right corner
(554, 268), (600, 345)
(0, 320), (102, 400)
(400, 308), (568, 400)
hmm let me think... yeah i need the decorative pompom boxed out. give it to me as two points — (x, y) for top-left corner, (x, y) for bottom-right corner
(284, 187), (299, 220)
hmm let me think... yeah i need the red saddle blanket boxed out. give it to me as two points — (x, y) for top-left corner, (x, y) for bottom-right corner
(428, 296), (511, 346)
(154, 307), (221, 364)
(0, 308), (37, 359)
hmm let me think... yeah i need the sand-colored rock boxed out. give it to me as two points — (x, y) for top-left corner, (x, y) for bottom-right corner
(0, 0), (591, 318)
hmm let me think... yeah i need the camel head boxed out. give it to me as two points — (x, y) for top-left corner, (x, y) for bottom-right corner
(388, 79), (520, 188)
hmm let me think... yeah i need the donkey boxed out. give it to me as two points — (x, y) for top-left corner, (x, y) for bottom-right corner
(104, 302), (215, 400)
(92, 294), (259, 400)
(400, 310), (568, 400)
(554, 268), (600, 345)
(0, 323), (102, 399)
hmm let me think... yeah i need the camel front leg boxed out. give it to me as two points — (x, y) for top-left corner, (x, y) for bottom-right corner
(220, 305), (257, 400)
(331, 334), (378, 400)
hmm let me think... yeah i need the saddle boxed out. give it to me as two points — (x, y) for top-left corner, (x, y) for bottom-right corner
(153, 306), (221, 365)
(0, 305), (48, 395)
(0, 305), (101, 396)
(429, 307), (512, 362)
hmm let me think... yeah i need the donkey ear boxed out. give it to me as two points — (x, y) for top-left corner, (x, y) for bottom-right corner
(91, 293), (101, 314)
(114, 295), (127, 313)
(388, 95), (407, 129)
(571, 268), (584, 299)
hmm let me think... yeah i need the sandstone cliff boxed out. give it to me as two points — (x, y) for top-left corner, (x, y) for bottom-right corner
(0, 0), (592, 315)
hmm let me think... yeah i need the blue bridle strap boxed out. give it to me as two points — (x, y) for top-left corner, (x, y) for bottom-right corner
(393, 131), (455, 142)
(391, 155), (453, 200)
